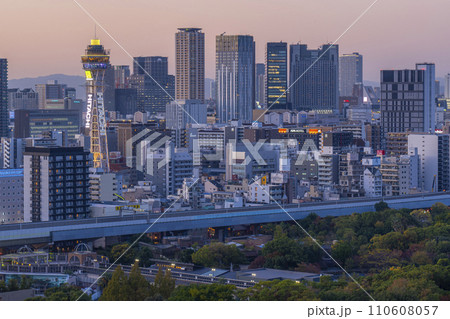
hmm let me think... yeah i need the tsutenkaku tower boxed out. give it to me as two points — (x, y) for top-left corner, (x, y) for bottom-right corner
(81, 39), (110, 171)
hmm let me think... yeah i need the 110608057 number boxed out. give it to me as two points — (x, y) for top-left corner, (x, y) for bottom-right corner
(368, 305), (438, 316)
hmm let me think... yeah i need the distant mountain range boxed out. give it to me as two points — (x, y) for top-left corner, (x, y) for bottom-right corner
(8, 74), (86, 99)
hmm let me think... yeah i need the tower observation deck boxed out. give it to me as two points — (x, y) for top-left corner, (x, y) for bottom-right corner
(81, 39), (110, 172)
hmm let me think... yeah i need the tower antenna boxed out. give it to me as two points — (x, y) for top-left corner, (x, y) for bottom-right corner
(81, 36), (110, 172)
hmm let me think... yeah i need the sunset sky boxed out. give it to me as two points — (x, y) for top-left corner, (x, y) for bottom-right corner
(1, 0), (449, 82)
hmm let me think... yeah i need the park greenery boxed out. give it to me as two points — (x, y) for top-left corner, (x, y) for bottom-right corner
(100, 264), (175, 301)
(26, 284), (91, 301)
(19, 201), (450, 301)
(191, 242), (245, 268)
(98, 242), (154, 267)
(0, 275), (33, 293)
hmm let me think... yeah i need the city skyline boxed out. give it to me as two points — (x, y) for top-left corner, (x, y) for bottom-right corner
(1, 0), (450, 82)
(1, 0), (450, 306)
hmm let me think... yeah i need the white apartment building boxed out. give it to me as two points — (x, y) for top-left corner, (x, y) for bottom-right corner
(362, 167), (382, 198)
(248, 180), (283, 204)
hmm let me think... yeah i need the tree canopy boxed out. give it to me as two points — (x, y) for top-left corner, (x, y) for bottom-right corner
(98, 265), (175, 301)
(191, 242), (245, 268)
(169, 284), (236, 301)
(27, 284), (90, 301)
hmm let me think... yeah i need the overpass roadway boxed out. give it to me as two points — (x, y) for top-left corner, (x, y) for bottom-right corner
(1, 192), (449, 247)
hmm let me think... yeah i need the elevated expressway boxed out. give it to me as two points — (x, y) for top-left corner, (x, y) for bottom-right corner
(1, 193), (449, 248)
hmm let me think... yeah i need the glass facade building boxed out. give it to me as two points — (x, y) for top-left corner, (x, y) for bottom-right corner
(216, 35), (255, 123)
(256, 63), (265, 107)
(339, 52), (363, 97)
(265, 42), (288, 109)
(289, 44), (339, 114)
(131, 56), (174, 114)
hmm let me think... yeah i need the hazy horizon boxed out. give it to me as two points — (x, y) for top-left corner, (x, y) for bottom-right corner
(2, 0), (450, 82)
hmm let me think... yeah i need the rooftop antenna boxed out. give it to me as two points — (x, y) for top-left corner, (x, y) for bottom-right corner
(94, 24), (97, 39)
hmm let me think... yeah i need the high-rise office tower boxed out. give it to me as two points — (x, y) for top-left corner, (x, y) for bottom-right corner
(115, 88), (137, 116)
(175, 28), (205, 102)
(265, 42), (288, 109)
(65, 87), (76, 100)
(445, 74), (450, 99)
(408, 133), (449, 192)
(132, 56), (174, 114)
(8, 88), (39, 110)
(215, 35), (255, 123)
(166, 99), (208, 130)
(435, 80), (441, 97)
(114, 65), (130, 89)
(381, 63), (436, 135)
(418, 63), (436, 131)
(134, 56), (168, 78)
(0, 59), (9, 137)
(81, 38), (110, 172)
(289, 44), (339, 114)
(339, 52), (363, 97)
(103, 67), (116, 112)
(23, 147), (90, 222)
(256, 63), (265, 107)
(35, 80), (67, 109)
(14, 109), (81, 140)
(209, 80), (216, 100)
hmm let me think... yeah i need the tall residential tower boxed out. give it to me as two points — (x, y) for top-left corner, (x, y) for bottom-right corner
(175, 28), (205, 102)
(0, 59), (8, 137)
(23, 147), (90, 222)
